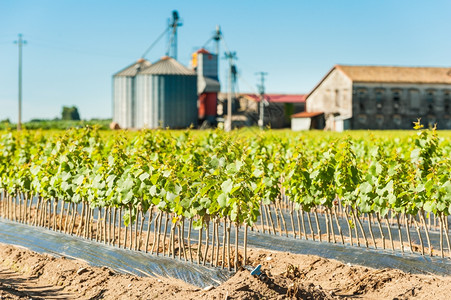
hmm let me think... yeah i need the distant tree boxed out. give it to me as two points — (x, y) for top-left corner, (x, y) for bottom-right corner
(62, 106), (81, 121)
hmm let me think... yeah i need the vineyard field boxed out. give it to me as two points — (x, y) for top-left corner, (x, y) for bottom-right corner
(0, 124), (451, 272)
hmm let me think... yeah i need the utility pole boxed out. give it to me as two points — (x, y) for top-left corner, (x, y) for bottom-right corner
(224, 52), (237, 132)
(256, 72), (268, 129)
(14, 34), (26, 131)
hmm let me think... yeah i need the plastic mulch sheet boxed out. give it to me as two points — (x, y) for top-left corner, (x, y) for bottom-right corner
(0, 218), (232, 288)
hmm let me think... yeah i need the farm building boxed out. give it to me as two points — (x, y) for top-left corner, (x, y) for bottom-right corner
(112, 57), (198, 129)
(291, 111), (325, 131)
(218, 93), (306, 128)
(304, 65), (451, 130)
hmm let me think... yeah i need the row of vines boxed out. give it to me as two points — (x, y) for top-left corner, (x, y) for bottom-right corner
(0, 123), (450, 272)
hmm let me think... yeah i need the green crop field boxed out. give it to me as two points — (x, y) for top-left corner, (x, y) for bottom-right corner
(0, 124), (450, 269)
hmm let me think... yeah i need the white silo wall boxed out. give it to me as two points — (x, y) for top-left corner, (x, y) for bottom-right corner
(112, 76), (134, 128)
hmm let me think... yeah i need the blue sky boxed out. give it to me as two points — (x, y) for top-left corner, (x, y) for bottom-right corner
(1, 0), (451, 122)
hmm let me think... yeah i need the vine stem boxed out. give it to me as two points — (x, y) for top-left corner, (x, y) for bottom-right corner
(215, 219), (220, 267)
(396, 214), (404, 253)
(128, 206), (133, 250)
(180, 217), (187, 262)
(314, 208), (322, 242)
(274, 203), (282, 236)
(265, 204), (276, 235)
(259, 201), (265, 233)
(350, 207), (360, 247)
(112, 207), (117, 246)
(376, 212), (385, 249)
(138, 208), (145, 251)
(385, 213), (395, 252)
(420, 210), (433, 256)
(306, 210), (315, 241)
(188, 218), (193, 263)
(413, 214), (424, 255)
(162, 213), (169, 255)
(289, 205), (296, 239)
(439, 212), (444, 258)
(442, 214), (451, 258)
(324, 206), (330, 243)
(150, 211), (160, 254)
(203, 220), (210, 266)
(222, 218), (226, 268)
(328, 208), (336, 243)
(197, 226), (203, 264)
(367, 213), (376, 249)
(145, 207), (153, 253)
(244, 223), (248, 266)
(211, 218), (216, 266)
(170, 219), (176, 258)
(295, 208), (302, 239)
(333, 205), (344, 244)
(234, 224), (239, 272)
(300, 208), (307, 240)
(118, 208), (122, 249)
(404, 213), (413, 253)
(155, 211), (163, 256)
(227, 218), (231, 271)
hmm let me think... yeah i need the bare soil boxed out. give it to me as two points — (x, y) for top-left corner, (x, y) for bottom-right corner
(1, 243), (450, 300)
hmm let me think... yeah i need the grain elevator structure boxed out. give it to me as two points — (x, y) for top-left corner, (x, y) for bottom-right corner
(112, 11), (222, 129)
(191, 48), (220, 124)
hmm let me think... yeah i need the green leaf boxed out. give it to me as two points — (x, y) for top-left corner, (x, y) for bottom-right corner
(221, 179), (233, 194)
(218, 193), (227, 208)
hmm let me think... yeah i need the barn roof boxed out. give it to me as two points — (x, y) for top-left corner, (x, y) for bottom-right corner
(336, 65), (451, 84)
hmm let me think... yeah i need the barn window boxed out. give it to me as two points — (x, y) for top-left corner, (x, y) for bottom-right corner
(356, 88), (367, 112)
(375, 89), (384, 110)
(426, 90), (435, 113)
(392, 89), (401, 112)
(358, 114), (367, 124)
(376, 114), (384, 127)
(444, 90), (450, 113)
(393, 114), (402, 127)
(410, 89), (420, 109)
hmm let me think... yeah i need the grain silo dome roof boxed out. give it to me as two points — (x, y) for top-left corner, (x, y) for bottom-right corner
(114, 59), (152, 77)
(140, 57), (196, 76)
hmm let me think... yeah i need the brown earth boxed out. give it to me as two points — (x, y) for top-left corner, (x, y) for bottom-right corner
(1, 243), (450, 300)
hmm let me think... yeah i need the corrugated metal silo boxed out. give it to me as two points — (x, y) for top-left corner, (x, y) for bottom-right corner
(112, 59), (151, 128)
(135, 57), (198, 128)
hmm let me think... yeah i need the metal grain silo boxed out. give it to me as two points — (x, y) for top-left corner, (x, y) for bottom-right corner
(135, 57), (198, 129)
(112, 58), (151, 128)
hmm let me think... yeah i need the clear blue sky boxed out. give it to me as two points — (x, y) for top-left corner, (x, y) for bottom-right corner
(1, 0), (451, 122)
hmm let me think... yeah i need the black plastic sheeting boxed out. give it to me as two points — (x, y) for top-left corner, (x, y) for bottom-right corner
(0, 218), (232, 288)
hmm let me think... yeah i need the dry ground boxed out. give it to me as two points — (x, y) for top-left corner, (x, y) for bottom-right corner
(0, 243), (450, 299)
